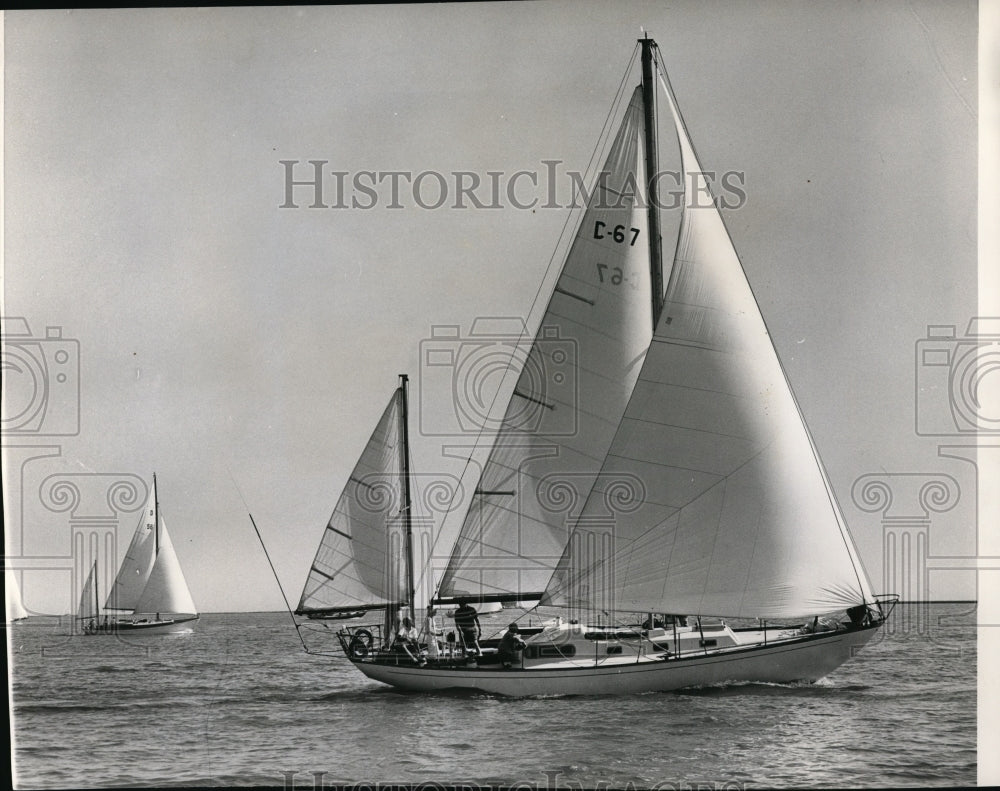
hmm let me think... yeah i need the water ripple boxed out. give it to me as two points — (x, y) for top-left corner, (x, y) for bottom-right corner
(9, 606), (977, 789)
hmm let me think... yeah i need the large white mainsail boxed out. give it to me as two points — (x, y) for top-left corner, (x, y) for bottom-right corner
(105, 479), (158, 612)
(436, 86), (654, 604)
(6, 569), (29, 622)
(296, 389), (409, 615)
(541, 58), (876, 619)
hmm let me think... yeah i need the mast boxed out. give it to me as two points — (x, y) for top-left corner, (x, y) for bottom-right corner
(640, 35), (664, 326)
(398, 374), (416, 619)
(153, 473), (160, 556)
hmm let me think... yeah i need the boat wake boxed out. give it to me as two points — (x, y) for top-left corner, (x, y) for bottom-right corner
(674, 679), (871, 697)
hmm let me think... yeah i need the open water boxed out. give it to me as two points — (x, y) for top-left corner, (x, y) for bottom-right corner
(8, 603), (976, 789)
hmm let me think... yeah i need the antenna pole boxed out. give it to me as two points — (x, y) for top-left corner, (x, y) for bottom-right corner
(640, 36), (664, 326)
(399, 374), (417, 621)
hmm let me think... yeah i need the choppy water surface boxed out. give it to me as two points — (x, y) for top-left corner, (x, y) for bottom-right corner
(8, 603), (976, 788)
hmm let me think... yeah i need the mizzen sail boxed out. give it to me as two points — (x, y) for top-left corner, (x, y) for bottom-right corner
(436, 87), (654, 603)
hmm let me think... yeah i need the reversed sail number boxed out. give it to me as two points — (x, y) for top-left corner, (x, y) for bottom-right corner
(594, 221), (640, 246)
(596, 263), (624, 285)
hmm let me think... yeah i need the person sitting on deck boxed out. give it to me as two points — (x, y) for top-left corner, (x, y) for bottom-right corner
(497, 623), (527, 669)
(396, 616), (418, 644)
(393, 616), (421, 662)
(643, 614), (666, 630)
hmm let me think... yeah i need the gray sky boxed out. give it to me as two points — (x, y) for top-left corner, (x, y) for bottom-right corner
(2, 2), (985, 615)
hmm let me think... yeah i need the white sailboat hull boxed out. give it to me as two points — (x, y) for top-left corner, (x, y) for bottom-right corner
(116, 615), (199, 633)
(84, 615), (199, 635)
(351, 625), (880, 696)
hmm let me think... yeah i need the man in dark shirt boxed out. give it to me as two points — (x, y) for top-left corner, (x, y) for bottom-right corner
(453, 599), (481, 655)
(498, 623), (526, 669)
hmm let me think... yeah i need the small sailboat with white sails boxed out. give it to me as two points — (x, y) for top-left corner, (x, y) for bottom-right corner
(78, 474), (198, 634)
(296, 37), (895, 695)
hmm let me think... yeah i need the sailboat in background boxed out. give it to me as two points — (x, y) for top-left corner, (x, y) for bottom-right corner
(77, 561), (100, 633)
(80, 474), (198, 634)
(6, 569), (29, 623)
(300, 37), (895, 695)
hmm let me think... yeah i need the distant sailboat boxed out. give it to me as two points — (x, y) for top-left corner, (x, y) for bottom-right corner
(304, 610), (366, 621)
(80, 474), (198, 634)
(77, 561), (100, 633)
(300, 37), (895, 695)
(6, 569), (29, 623)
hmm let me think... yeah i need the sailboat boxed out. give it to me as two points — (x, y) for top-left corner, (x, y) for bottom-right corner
(6, 569), (29, 623)
(298, 38), (895, 695)
(77, 561), (101, 634)
(79, 474), (199, 634)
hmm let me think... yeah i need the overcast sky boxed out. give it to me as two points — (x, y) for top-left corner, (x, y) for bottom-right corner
(2, 2), (988, 616)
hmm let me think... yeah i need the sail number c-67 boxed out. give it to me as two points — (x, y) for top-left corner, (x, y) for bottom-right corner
(593, 221), (640, 246)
